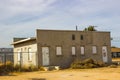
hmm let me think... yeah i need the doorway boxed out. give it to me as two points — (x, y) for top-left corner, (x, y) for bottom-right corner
(102, 46), (108, 63)
(42, 47), (49, 66)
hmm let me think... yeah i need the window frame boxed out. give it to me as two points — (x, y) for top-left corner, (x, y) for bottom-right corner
(80, 46), (85, 55)
(17, 50), (21, 62)
(28, 48), (32, 61)
(72, 46), (76, 55)
(72, 34), (75, 40)
(56, 46), (62, 55)
(80, 35), (83, 40)
(92, 46), (97, 54)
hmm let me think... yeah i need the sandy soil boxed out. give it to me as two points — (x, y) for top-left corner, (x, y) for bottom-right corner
(0, 67), (120, 80)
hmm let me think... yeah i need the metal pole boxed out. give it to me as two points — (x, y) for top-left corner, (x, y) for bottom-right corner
(4, 53), (6, 68)
(76, 25), (78, 31)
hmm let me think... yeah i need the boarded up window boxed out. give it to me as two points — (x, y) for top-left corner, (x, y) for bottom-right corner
(72, 46), (76, 55)
(56, 47), (62, 55)
(92, 46), (97, 54)
(81, 46), (85, 55)
(28, 48), (32, 61)
(17, 50), (20, 61)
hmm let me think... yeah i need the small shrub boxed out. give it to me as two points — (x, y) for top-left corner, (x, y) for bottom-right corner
(98, 62), (107, 67)
(39, 66), (48, 71)
(14, 64), (39, 72)
(21, 65), (30, 72)
(5, 61), (14, 72)
(14, 64), (21, 72)
(0, 64), (7, 75)
(112, 62), (118, 65)
(109, 65), (117, 68)
(0, 61), (39, 75)
(0, 61), (14, 75)
(28, 65), (38, 72)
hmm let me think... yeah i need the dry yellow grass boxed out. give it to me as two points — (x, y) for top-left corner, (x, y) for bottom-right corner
(0, 67), (120, 80)
(112, 58), (120, 62)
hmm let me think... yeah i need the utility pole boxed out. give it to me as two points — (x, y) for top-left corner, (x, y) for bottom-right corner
(76, 25), (78, 31)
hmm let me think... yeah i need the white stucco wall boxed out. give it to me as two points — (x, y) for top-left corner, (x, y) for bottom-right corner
(14, 43), (38, 67)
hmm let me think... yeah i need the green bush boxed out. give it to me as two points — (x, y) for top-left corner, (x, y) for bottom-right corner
(71, 58), (107, 69)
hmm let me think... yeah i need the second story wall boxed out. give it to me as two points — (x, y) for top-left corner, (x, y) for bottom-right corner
(36, 30), (110, 47)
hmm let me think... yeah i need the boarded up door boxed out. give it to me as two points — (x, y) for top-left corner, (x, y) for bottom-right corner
(42, 47), (49, 66)
(102, 46), (108, 63)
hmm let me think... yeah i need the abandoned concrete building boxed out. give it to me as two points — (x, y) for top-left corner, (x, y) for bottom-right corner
(12, 29), (112, 68)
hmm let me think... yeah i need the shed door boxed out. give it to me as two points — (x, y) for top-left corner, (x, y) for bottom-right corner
(42, 47), (49, 66)
(102, 46), (108, 63)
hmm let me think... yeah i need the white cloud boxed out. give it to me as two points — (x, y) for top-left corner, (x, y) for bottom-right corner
(0, 0), (120, 47)
(0, 0), (56, 23)
(66, 0), (120, 17)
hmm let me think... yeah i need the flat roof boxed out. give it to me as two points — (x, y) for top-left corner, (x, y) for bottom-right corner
(11, 37), (36, 45)
(37, 29), (110, 33)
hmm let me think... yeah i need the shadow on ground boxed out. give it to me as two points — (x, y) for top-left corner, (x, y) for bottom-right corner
(29, 78), (46, 80)
(0, 74), (16, 76)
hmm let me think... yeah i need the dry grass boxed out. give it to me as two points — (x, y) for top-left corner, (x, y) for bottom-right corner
(0, 67), (120, 80)
(112, 58), (120, 61)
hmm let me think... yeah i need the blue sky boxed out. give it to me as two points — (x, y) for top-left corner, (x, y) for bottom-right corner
(0, 0), (120, 47)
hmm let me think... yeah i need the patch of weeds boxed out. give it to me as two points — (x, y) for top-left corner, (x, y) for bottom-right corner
(109, 65), (117, 68)
(71, 58), (107, 69)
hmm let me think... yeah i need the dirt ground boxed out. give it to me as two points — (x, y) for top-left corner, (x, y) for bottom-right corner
(0, 67), (120, 80)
